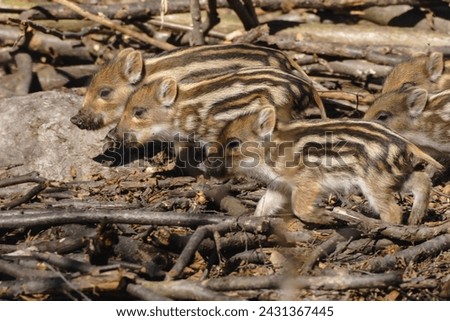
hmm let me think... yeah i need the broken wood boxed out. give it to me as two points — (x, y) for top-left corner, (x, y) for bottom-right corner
(19, 0), (445, 21)
(50, 0), (175, 51)
(0, 209), (229, 229)
(167, 217), (271, 279)
(203, 271), (403, 291)
(331, 208), (450, 242)
(362, 234), (450, 272)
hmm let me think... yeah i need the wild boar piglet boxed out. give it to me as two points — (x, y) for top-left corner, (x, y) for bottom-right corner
(71, 44), (325, 130)
(109, 66), (324, 152)
(203, 107), (442, 225)
(382, 51), (450, 93)
(364, 83), (450, 163)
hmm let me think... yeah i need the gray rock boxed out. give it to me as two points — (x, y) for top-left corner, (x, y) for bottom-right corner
(0, 90), (112, 181)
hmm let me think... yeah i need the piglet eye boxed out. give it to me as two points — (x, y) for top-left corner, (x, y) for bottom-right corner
(133, 107), (146, 118)
(99, 87), (113, 99)
(226, 138), (241, 150)
(375, 111), (391, 122)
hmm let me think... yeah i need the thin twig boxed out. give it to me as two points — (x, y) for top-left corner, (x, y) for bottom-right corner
(0, 171), (45, 188)
(148, 19), (226, 39)
(2, 182), (47, 210)
(166, 217), (271, 280)
(51, 0), (175, 51)
(301, 228), (361, 274)
(45, 264), (91, 301)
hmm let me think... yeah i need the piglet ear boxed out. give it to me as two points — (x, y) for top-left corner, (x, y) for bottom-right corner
(406, 87), (428, 117)
(427, 52), (444, 82)
(119, 49), (144, 85)
(157, 77), (178, 108)
(253, 106), (276, 137)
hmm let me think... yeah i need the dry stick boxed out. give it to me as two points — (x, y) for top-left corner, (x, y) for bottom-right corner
(51, 0), (175, 51)
(304, 60), (392, 80)
(203, 272), (402, 291)
(262, 36), (408, 66)
(0, 171), (45, 188)
(126, 283), (172, 301)
(2, 182), (47, 210)
(148, 19), (226, 39)
(190, 0), (204, 45)
(166, 217), (271, 280)
(20, 0), (445, 21)
(45, 264), (91, 301)
(318, 90), (375, 105)
(9, 18), (104, 40)
(138, 279), (235, 300)
(200, 0), (220, 37)
(0, 209), (230, 229)
(0, 278), (65, 299)
(14, 52), (33, 95)
(226, 249), (267, 271)
(330, 208), (450, 242)
(0, 177), (46, 205)
(253, 0), (443, 10)
(31, 252), (93, 274)
(0, 258), (58, 279)
(0, 25), (93, 60)
(363, 234), (450, 272)
(228, 0), (259, 30)
(290, 272), (403, 290)
(300, 228), (361, 274)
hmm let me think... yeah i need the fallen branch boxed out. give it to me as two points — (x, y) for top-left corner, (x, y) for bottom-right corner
(301, 228), (361, 274)
(20, 0), (445, 21)
(0, 25), (92, 61)
(126, 283), (172, 301)
(224, 249), (267, 273)
(0, 209), (230, 229)
(0, 258), (58, 279)
(275, 23), (450, 53)
(14, 53), (33, 95)
(318, 90), (375, 105)
(203, 271), (403, 291)
(262, 36), (407, 66)
(166, 217), (270, 279)
(2, 182), (47, 210)
(31, 252), (93, 274)
(148, 19), (226, 40)
(0, 171), (45, 188)
(0, 172), (48, 210)
(0, 278), (65, 299)
(330, 208), (450, 242)
(50, 0), (175, 51)
(137, 279), (235, 300)
(304, 60), (392, 80)
(362, 234), (450, 272)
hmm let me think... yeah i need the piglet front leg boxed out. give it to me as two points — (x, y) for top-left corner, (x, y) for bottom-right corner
(255, 188), (291, 217)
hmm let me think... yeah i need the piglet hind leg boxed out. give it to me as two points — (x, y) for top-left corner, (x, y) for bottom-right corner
(291, 181), (336, 225)
(402, 171), (432, 225)
(362, 184), (403, 224)
(254, 188), (291, 216)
